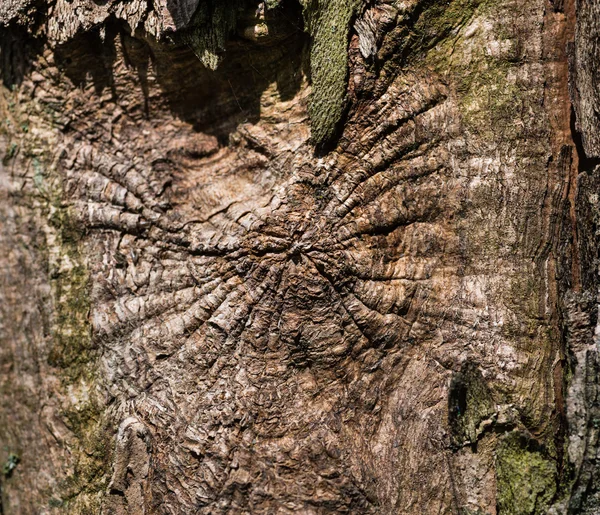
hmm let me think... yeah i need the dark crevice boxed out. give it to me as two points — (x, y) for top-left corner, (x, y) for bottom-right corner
(0, 23), (41, 88)
(571, 107), (600, 174)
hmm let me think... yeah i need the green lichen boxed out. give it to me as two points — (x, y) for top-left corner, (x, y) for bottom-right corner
(456, 64), (527, 142)
(2, 453), (19, 478)
(496, 431), (557, 515)
(0, 73), (110, 514)
(2, 141), (17, 164)
(301, 0), (361, 145)
(422, 1), (542, 147)
(376, 0), (483, 78)
(48, 497), (64, 508)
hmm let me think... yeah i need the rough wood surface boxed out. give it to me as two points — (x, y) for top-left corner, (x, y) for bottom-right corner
(0, 0), (598, 513)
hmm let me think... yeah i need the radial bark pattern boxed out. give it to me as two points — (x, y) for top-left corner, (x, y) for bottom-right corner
(0, 0), (598, 513)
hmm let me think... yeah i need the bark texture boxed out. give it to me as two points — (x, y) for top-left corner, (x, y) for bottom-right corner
(0, 0), (598, 513)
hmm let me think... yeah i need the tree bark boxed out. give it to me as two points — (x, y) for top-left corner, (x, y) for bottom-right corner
(0, 0), (598, 513)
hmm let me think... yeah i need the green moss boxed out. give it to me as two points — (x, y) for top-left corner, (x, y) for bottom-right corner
(412, 0), (483, 55)
(301, 0), (361, 145)
(496, 431), (557, 515)
(456, 64), (525, 140)
(47, 203), (92, 382)
(56, 400), (112, 511)
(34, 164), (110, 511)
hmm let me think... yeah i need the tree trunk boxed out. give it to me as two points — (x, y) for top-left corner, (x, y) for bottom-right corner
(0, 0), (598, 513)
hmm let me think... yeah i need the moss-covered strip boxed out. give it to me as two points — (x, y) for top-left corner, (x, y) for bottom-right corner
(46, 200), (92, 378)
(40, 159), (111, 511)
(301, 0), (361, 145)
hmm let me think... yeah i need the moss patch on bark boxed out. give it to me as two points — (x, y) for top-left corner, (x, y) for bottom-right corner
(300, 0), (361, 145)
(47, 205), (92, 379)
(26, 143), (111, 512)
(496, 431), (557, 514)
(45, 192), (111, 513)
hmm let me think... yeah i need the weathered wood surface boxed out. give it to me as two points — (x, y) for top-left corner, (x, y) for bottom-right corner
(0, 0), (598, 513)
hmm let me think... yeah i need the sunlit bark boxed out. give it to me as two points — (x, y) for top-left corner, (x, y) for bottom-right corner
(0, 0), (599, 513)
